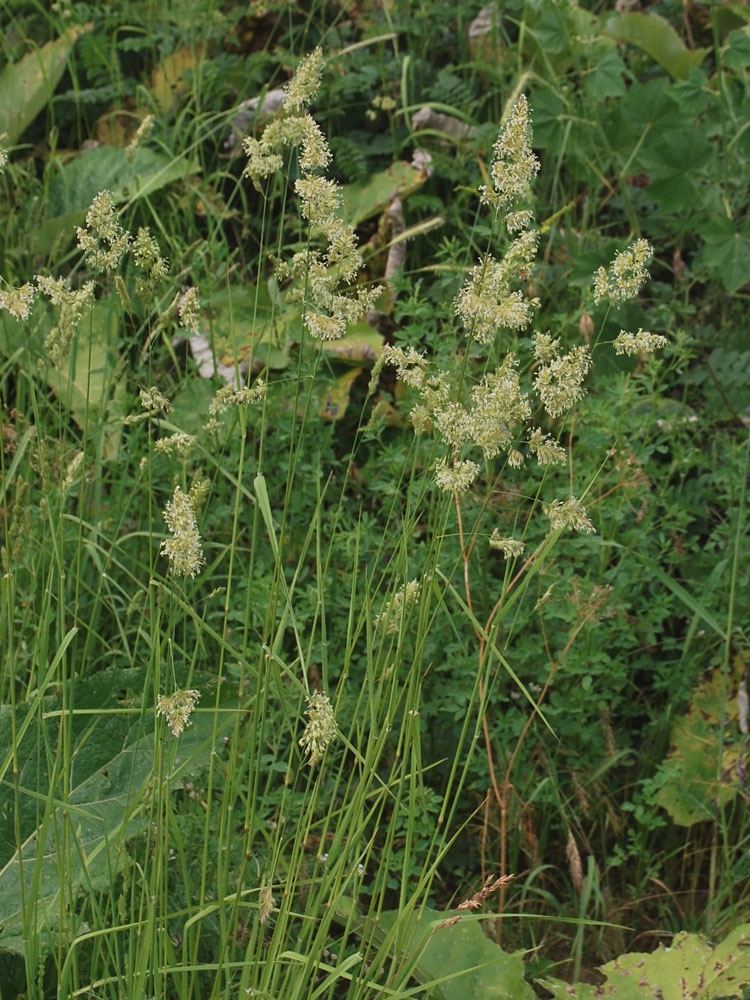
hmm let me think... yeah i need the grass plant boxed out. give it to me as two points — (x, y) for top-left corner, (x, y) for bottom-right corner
(0, 2), (749, 998)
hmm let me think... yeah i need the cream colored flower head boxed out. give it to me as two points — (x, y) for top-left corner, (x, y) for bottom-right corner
(613, 329), (667, 356)
(283, 48), (324, 114)
(177, 286), (201, 333)
(593, 239), (653, 307)
(544, 496), (595, 534)
(489, 530), (525, 559)
(435, 457), (480, 495)
(157, 689), (200, 737)
(483, 95), (540, 211)
(298, 691), (338, 766)
(161, 485), (204, 578)
(76, 190), (131, 272)
(0, 283), (35, 321)
(374, 579), (422, 634)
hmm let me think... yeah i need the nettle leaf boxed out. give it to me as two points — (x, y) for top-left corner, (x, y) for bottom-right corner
(654, 651), (748, 826)
(724, 26), (750, 71)
(0, 671), (239, 955)
(314, 367), (365, 422)
(636, 127), (714, 212)
(670, 67), (712, 115)
(0, 22), (90, 146)
(602, 78), (683, 165)
(586, 49), (628, 101)
(700, 217), (750, 294)
(538, 924), (750, 999)
(603, 11), (709, 81)
(530, 90), (567, 152)
(150, 43), (206, 113)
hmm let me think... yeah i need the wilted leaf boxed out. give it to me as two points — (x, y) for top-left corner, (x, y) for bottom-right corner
(151, 43), (206, 113)
(320, 323), (383, 364)
(603, 12), (709, 81)
(0, 23), (90, 146)
(315, 367), (364, 422)
(655, 651), (748, 826)
(194, 285), (293, 378)
(636, 127), (714, 212)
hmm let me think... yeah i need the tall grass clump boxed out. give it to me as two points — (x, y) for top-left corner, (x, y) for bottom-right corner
(0, 41), (688, 999)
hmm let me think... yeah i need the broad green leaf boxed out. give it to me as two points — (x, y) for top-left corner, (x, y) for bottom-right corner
(655, 652), (747, 826)
(603, 12), (709, 80)
(35, 145), (197, 254)
(0, 23), (90, 146)
(0, 670), (240, 954)
(365, 908), (534, 1000)
(700, 217), (750, 294)
(530, 90), (567, 152)
(527, 3), (598, 65)
(0, 295), (126, 459)
(44, 298), (126, 460)
(342, 161), (428, 227)
(538, 925), (750, 999)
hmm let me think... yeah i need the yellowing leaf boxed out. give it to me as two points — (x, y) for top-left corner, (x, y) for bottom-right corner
(151, 43), (206, 113)
(538, 925), (750, 1000)
(316, 368), (364, 422)
(655, 651), (748, 826)
(320, 322), (383, 364)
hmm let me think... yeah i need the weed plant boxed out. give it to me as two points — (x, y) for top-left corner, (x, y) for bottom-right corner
(0, 2), (749, 998)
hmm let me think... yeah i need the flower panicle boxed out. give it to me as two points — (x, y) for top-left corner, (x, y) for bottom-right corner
(593, 239), (653, 307)
(613, 328), (667, 356)
(76, 190), (131, 272)
(489, 531), (525, 559)
(374, 579), (423, 634)
(283, 48), (324, 114)
(35, 276), (95, 369)
(242, 49), (381, 342)
(298, 691), (338, 766)
(0, 283), (35, 321)
(544, 496), (595, 535)
(161, 484), (205, 578)
(209, 379), (267, 417)
(157, 689), (200, 737)
(483, 95), (540, 212)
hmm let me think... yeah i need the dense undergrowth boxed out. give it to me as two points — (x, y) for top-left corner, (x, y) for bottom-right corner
(0, 1), (749, 997)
